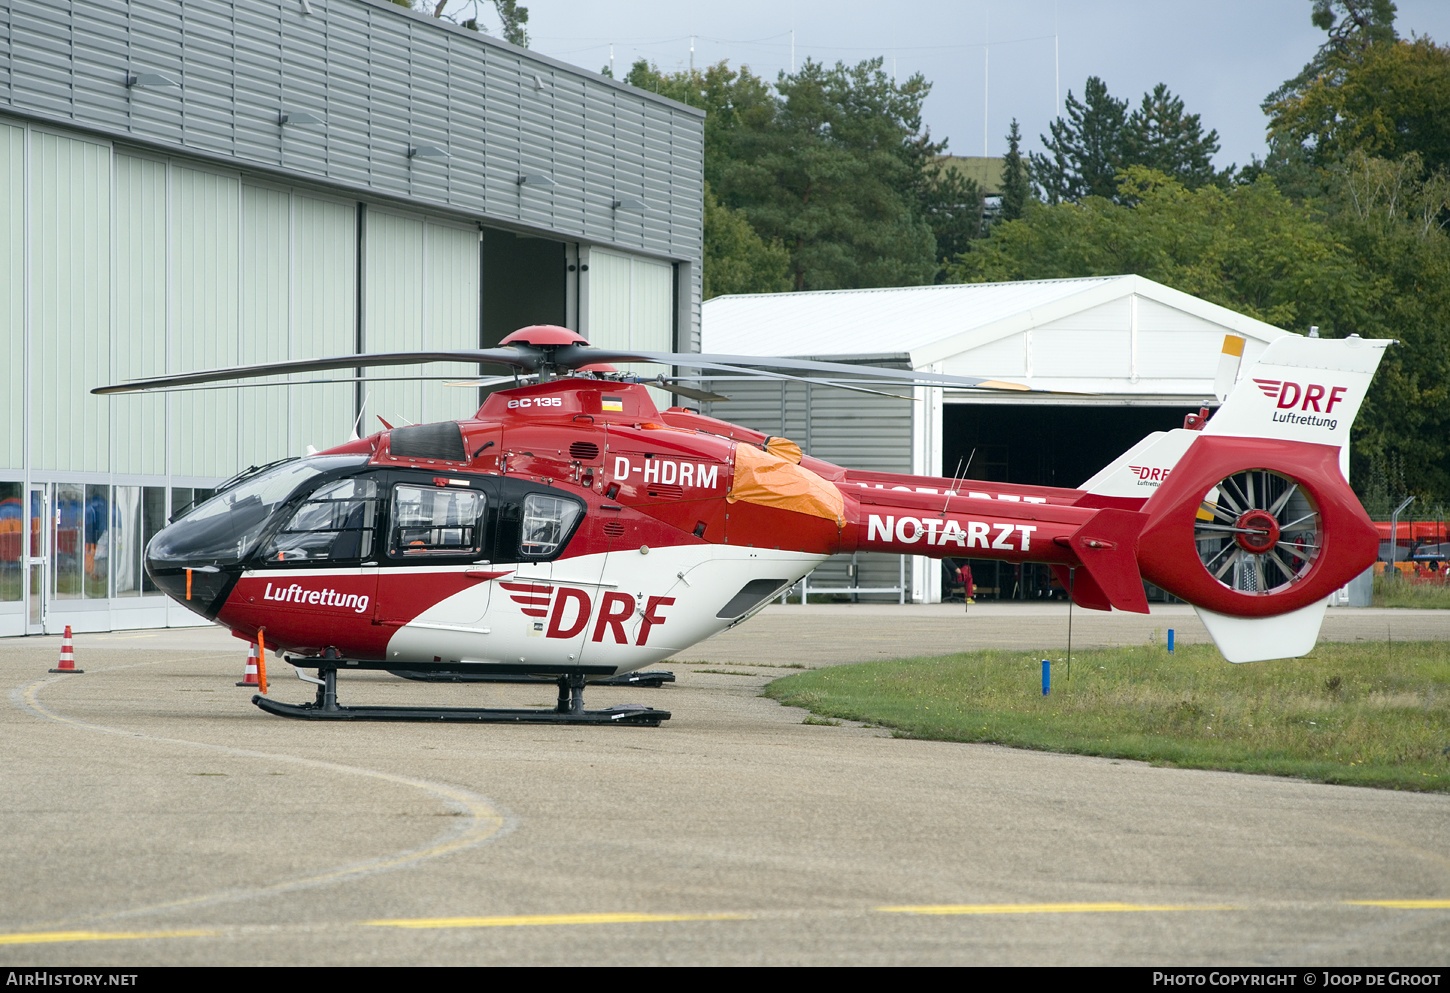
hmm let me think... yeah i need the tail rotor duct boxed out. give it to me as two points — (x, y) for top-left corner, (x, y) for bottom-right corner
(1195, 470), (1321, 596)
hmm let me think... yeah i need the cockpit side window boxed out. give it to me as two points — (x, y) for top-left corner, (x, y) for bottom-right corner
(519, 493), (583, 558)
(263, 478), (380, 564)
(388, 484), (487, 558)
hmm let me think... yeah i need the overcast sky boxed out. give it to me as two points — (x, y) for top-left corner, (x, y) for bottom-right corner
(491, 1), (1450, 172)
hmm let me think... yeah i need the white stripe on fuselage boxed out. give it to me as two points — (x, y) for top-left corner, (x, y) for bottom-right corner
(384, 546), (825, 674)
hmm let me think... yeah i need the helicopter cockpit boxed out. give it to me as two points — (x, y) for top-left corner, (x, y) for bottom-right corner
(145, 455), (370, 612)
(145, 452), (587, 620)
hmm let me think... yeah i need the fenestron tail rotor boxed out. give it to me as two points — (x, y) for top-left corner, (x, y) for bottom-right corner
(1194, 470), (1322, 595)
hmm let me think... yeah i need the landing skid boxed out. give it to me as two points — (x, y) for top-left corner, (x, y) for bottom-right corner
(252, 660), (670, 726)
(388, 669), (676, 688)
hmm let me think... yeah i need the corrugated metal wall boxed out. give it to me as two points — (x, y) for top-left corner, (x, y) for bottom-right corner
(28, 129), (111, 474)
(361, 210), (480, 429)
(586, 246), (674, 406)
(113, 152), (168, 477)
(0, 0), (703, 335)
(170, 164), (240, 480)
(0, 123), (23, 470)
(289, 193), (356, 454)
(0, 0), (706, 635)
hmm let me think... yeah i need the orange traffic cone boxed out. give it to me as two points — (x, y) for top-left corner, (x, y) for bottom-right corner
(236, 641), (260, 687)
(49, 625), (83, 674)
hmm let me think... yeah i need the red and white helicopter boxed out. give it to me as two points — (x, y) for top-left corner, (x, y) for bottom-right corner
(96, 326), (1390, 726)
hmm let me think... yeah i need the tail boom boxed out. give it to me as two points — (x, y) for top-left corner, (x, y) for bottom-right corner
(844, 488), (1151, 613)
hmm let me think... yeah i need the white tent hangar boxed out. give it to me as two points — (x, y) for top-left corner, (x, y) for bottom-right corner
(699, 275), (1291, 603)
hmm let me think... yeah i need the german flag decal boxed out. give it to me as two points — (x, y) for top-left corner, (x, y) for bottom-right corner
(602, 396), (624, 412)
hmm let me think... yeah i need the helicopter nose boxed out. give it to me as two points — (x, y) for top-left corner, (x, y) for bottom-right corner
(145, 557), (235, 618)
(145, 534), (238, 618)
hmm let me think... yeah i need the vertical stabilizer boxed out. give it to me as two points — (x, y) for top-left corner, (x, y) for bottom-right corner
(1203, 334), (1392, 480)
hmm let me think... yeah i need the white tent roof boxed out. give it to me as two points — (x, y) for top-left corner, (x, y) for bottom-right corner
(701, 275), (1291, 400)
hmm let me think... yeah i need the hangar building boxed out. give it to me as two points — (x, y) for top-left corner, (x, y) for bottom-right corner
(701, 276), (1290, 603)
(0, 0), (705, 636)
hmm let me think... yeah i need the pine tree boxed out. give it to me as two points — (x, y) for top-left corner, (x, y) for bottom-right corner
(1123, 84), (1225, 189)
(1031, 77), (1228, 203)
(1028, 77), (1127, 203)
(1000, 119), (1030, 221)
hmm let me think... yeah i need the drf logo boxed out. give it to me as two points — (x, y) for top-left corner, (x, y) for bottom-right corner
(501, 582), (674, 645)
(1129, 466), (1169, 484)
(1254, 379), (1348, 413)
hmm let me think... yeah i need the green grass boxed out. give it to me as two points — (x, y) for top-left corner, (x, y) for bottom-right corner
(1374, 573), (1450, 608)
(763, 640), (1450, 791)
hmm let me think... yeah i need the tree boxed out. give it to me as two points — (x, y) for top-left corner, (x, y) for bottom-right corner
(1251, 2), (1450, 501)
(1267, 36), (1450, 175)
(999, 119), (1030, 222)
(1266, 0), (1399, 110)
(1031, 77), (1228, 204)
(949, 169), (1367, 328)
(737, 58), (942, 289)
(1029, 77), (1127, 203)
(948, 162), (1450, 500)
(1334, 210), (1450, 499)
(627, 57), (953, 290)
(703, 183), (791, 299)
(399, 1), (530, 47)
(1123, 84), (1225, 188)
(919, 163), (983, 271)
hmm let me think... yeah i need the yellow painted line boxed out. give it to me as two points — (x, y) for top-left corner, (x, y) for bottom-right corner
(365, 912), (749, 929)
(877, 902), (1232, 916)
(0, 929), (215, 946)
(1345, 899), (1450, 909)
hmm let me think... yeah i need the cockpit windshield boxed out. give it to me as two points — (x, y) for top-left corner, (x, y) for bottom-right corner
(147, 456), (367, 567)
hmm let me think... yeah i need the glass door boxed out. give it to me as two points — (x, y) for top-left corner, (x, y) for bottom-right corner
(26, 483), (46, 634)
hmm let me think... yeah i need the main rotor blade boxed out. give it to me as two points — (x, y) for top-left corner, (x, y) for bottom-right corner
(443, 376), (535, 388)
(553, 346), (1038, 393)
(92, 349), (533, 395)
(655, 381), (731, 403)
(700, 363), (919, 399)
(107, 374), (521, 394)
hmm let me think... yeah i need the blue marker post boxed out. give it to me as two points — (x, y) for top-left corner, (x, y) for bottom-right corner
(1042, 660), (1050, 696)
(1167, 629), (1175, 653)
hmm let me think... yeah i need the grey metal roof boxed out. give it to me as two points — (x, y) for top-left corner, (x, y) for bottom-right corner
(703, 276), (1287, 366)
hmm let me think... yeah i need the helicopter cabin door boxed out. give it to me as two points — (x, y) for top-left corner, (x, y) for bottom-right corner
(375, 475), (495, 657)
(490, 482), (600, 671)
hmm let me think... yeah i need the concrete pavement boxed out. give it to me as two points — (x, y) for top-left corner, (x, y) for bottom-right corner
(1, 604), (1447, 966)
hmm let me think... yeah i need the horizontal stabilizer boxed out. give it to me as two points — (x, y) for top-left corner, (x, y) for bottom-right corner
(1063, 508), (1150, 614)
(1049, 564), (1113, 611)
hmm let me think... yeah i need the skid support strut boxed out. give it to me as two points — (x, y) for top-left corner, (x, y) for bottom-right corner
(252, 659), (669, 726)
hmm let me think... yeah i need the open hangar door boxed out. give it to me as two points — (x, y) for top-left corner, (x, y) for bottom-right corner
(941, 400), (1200, 604)
(480, 228), (569, 349)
